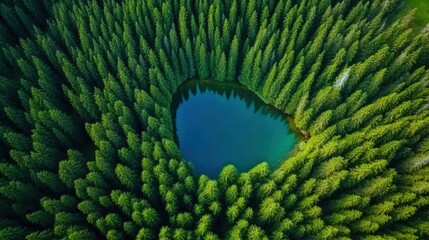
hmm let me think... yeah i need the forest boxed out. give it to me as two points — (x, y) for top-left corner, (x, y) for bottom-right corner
(0, 0), (428, 239)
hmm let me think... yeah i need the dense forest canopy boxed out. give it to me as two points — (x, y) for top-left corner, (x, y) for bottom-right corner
(0, 0), (429, 239)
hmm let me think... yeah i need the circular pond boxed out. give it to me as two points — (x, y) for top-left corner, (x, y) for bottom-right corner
(172, 80), (299, 178)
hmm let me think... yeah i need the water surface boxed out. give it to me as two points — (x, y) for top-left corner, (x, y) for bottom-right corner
(173, 80), (299, 178)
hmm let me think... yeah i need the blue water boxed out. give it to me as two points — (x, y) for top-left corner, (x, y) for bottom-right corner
(173, 81), (298, 178)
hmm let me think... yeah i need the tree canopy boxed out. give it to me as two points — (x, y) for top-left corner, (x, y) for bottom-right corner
(0, 0), (429, 239)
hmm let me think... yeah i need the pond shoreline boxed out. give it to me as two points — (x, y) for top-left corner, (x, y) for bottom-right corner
(171, 79), (310, 177)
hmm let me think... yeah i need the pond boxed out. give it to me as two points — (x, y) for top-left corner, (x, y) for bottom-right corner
(172, 80), (300, 178)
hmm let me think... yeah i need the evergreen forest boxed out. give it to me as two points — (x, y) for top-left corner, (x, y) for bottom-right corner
(0, 0), (429, 239)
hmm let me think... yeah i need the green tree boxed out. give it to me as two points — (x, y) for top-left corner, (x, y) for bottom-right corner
(0, 227), (27, 240)
(218, 165), (238, 189)
(258, 197), (284, 224)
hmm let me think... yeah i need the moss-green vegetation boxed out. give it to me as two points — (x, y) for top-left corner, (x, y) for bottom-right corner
(398, 0), (429, 30)
(0, 0), (429, 239)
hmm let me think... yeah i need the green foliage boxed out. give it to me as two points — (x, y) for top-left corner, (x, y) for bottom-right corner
(0, 0), (429, 239)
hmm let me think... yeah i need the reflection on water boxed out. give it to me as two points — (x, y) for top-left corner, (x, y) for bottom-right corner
(172, 80), (299, 178)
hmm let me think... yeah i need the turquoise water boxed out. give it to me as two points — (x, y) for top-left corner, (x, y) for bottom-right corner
(173, 80), (299, 178)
